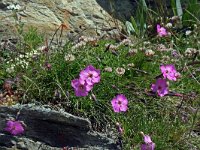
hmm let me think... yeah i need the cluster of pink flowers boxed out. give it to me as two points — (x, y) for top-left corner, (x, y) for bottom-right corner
(71, 65), (100, 97)
(71, 66), (129, 113)
(4, 120), (24, 136)
(151, 64), (180, 97)
(157, 24), (168, 37)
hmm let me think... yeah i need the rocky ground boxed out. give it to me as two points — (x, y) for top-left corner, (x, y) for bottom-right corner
(0, 104), (119, 150)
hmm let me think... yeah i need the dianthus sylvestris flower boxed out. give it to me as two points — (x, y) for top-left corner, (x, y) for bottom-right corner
(141, 132), (155, 150)
(79, 65), (100, 86)
(4, 120), (24, 136)
(111, 94), (128, 112)
(151, 78), (168, 97)
(71, 79), (92, 97)
(157, 24), (167, 37)
(160, 64), (179, 81)
(71, 65), (100, 97)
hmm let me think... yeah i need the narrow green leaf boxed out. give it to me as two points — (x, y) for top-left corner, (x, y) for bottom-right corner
(130, 16), (139, 34)
(171, 0), (177, 16)
(176, 0), (183, 19)
(125, 21), (135, 35)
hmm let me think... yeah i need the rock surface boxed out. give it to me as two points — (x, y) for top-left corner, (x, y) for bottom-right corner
(0, 0), (135, 37)
(0, 104), (118, 150)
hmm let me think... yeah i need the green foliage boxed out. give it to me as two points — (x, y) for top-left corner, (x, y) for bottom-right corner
(171, 0), (177, 16)
(23, 27), (43, 49)
(182, 0), (200, 26)
(1, 28), (200, 148)
(126, 0), (148, 37)
(171, 0), (200, 26)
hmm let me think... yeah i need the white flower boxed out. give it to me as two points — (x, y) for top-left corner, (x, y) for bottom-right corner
(19, 54), (25, 58)
(145, 49), (155, 56)
(87, 37), (96, 42)
(105, 44), (118, 51)
(38, 46), (48, 52)
(166, 22), (172, 28)
(119, 39), (132, 46)
(78, 36), (97, 43)
(78, 36), (87, 42)
(185, 30), (192, 36)
(147, 25), (153, 28)
(15, 4), (21, 10)
(6, 65), (15, 73)
(7, 4), (21, 10)
(72, 41), (86, 50)
(115, 67), (125, 75)
(127, 63), (135, 68)
(143, 41), (151, 45)
(64, 54), (75, 62)
(171, 16), (179, 21)
(185, 48), (197, 57)
(128, 49), (138, 56)
(104, 67), (112, 72)
(157, 44), (168, 52)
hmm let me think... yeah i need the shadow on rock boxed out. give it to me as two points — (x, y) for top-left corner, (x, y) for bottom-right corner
(0, 104), (118, 149)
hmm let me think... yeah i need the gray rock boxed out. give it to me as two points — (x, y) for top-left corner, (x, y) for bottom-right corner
(0, 104), (118, 150)
(0, 0), (135, 38)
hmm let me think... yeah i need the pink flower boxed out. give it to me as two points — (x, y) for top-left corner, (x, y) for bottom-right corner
(79, 65), (100, 85)
(71, 79), (93, 97)
(116, 122), (123, 134)
(160, 64), (179, 81)
(151, 78), (169, 97)
(141, 133), (155, 150)
(157, 24), (167, 37)
(4, 120), (24, 136)
(111, 94), (128, 113)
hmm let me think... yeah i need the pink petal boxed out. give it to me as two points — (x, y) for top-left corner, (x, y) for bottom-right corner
(85, 84), (93, 91)
(157, 24), (161, 31)
(141, 143), (155, 150)
(87, 65), (95, 71)
(75, 89), (88, 97)
(92, 76), (100, 83)
(120, 105), (128, 112)
(71, 79), (79, 89)
(160, 65), (166, 73)
(144, 135), (152, 143)
(151, 84), (156, 92)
